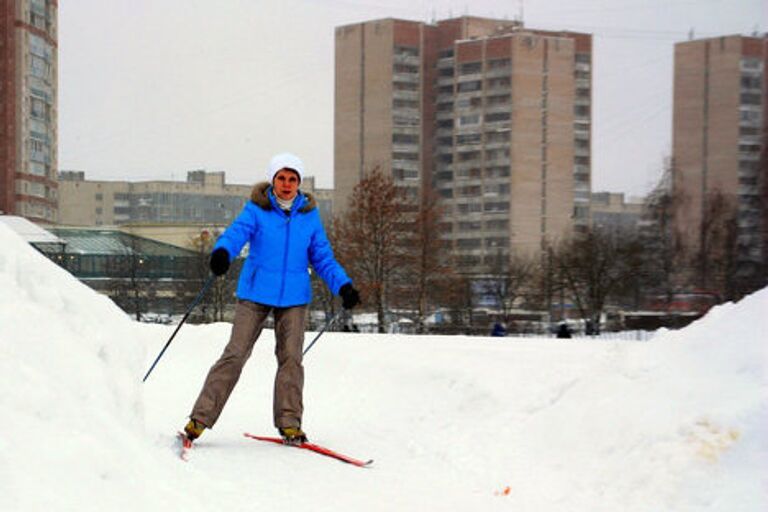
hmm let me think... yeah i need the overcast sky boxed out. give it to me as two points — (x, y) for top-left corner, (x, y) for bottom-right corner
(58, 0), (766, 197)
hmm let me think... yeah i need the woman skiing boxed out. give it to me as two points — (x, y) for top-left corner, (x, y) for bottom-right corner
(183, 152), (360, 445)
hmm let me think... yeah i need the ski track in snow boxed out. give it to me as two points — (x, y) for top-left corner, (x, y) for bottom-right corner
(1, 223), (767, 512)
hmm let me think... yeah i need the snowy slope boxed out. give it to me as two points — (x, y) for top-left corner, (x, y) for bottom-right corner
(1, 224), (766, 511)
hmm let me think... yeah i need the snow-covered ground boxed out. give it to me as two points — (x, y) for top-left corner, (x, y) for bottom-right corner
(1, 223), (766, 512)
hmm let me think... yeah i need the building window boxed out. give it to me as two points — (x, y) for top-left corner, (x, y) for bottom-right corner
(457, 133), (481, 145)
(486, 237), (509, 248)
(483, 202), (509, 212)
(457, 238), (482, 249)
(458, 150), (481, 162)
(457, 168), (482, 180)
(458, 115), (480, 126)
(457, 185), (481, 197)
(394, 116), (420, 126)
(459, 62), (482, 75)
(394, 46), (419, 57)
(486, 77), (510, 89)
(485, 131), (509, 144)
(485, 219), (508, 230)
(394, 64), (419, 74)
(485, 166), (510, 178)
(740, 93), (762, 105)
(487, 94), (510, 106)
(457, 80), (482, 93)
(457, 203), (482, 214)
(485, 148), (510, 160)
(484, 183), (509, 196)
(393, 133), (419, 144)
(574, 105), (589, 117)
(575, 53), (590, 63)
(394, 81), (419, 91)
(458, 221), (482, 231)
(393, 169), (419, 180)
(393, 151), (419, 161)
(485, 112), (511, 123)
(393, 99), (419, 109)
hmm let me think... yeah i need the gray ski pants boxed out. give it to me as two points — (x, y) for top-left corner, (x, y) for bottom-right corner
(190, 300), (306, 430)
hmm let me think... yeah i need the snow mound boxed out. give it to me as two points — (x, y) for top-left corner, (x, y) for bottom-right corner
(0, 224), (177, 510)
(1, 220), (766, 511)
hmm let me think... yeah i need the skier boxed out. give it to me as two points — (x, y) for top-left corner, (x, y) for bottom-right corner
(556, 323), (572, 339)
(182, 153), (360, 446)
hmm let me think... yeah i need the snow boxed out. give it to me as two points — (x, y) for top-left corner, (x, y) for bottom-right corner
(1, 222), (766, 511)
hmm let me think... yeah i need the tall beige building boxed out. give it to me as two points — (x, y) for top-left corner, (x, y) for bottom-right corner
(335, 16), (591, 268)
(0, 0), (58, 223)
(672, 35), (767, 275)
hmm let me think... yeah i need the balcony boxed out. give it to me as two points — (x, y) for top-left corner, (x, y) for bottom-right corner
(457, 72), (483, 83)
(392, 159), (419, 171)
(437, 76), (455, 87)
(393, 73), (420, 84)
(575, 78), (590, 89)
(575, 147), (590, 157)
(393, 90), (419, 101)
(485, 66), (511, 78)
(739, 152), (760, 161)
(437, 57), (454, 69)
(393, 54), (420, 67)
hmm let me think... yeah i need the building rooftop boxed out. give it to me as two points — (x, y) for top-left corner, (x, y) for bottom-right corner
(48, 228), (196, 257)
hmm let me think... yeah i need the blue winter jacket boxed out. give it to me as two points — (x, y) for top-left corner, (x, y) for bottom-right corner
(213, 182), (351, 308)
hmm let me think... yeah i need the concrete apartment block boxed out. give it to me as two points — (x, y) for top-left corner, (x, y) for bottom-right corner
(0, 0), (58, 223)
(672, 34), (767, 268)
(335, 16), (591, 268)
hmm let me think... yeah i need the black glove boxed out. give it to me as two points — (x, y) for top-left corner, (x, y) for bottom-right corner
(209, 248), (230, 276)
(339, 283), (361, 310)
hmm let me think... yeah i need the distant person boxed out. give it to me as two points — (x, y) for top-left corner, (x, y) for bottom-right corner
(491, 322), (506, 337)
(182, 153), (361, 446)
(556, 323), (572, 339)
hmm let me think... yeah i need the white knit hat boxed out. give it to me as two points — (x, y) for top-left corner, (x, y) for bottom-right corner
(267, 153), (304, 184)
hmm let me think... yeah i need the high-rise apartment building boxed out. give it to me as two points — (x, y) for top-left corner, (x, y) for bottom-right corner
(672, 35), (767, 278)
(0, 0), (58, 223)
(335, 16), (591, 269)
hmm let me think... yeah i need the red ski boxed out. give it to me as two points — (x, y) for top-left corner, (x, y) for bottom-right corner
(177, 431), (193, 461)
(243, 433), (373, 467)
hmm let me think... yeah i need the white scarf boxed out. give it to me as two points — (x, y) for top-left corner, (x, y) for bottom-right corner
(276, 195), (296, 212)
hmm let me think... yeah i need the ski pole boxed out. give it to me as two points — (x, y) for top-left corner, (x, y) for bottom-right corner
(303, 309), (344, 356)
(142, 275), (216, 382)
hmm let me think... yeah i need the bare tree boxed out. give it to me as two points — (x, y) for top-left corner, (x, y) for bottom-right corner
(112, 234), (149, 321)
(554, 227), (644, 334)
(393, 188), (456, 333)
(485, 250), (537, 328)
(692, 190), (738, 300)
(189, 228), (235, 322)
(332, 168), (411, 333)
(639, 165), (686, 309)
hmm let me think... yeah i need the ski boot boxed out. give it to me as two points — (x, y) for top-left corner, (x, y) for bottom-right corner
(183, 418), (207, 441)
(279, 426), (308, 446)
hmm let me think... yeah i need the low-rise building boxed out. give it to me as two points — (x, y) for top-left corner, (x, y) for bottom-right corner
(590, 192), (644, 232)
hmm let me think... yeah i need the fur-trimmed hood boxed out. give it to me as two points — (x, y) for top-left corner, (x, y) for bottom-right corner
(250, 182), (316, 213)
